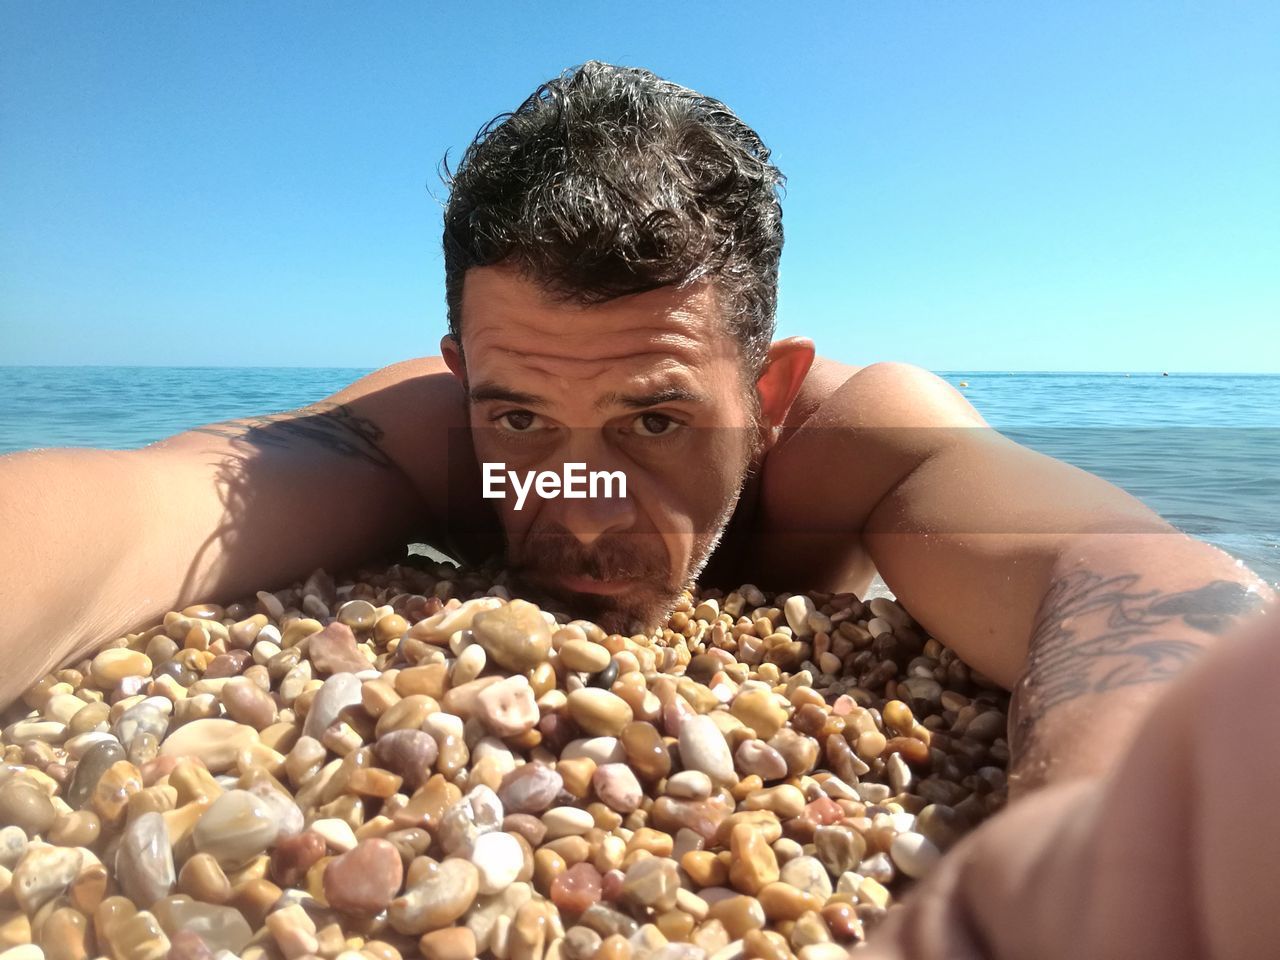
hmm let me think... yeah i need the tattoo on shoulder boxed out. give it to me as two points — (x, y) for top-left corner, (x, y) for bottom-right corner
(1009, 571), (1264, 763)
(189, 402), (394, 468)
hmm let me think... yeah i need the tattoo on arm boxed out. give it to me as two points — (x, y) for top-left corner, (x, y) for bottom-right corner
(1009, 572), (1264, 765)
(189, 402), (394, 468)
(190, 406), (390, 466)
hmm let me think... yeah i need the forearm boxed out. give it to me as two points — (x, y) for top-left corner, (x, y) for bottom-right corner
(1008, 530), (1273, 793)
(0, 430), (425, 710)
(866, 602), (1280, 960)
(0, 448), (162, 702)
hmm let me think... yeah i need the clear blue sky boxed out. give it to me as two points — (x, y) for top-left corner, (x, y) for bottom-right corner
(2, 1), (1277, 372)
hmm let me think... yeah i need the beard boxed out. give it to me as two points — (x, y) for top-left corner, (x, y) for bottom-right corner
(503, 408), (768, 635)
(505, 474), (748, 635)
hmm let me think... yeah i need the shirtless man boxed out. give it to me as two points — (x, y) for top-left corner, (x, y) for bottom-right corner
(1, 61), (1274, 953)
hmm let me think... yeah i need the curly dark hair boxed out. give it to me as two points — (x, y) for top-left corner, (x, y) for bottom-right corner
(442, 61), (785, 371)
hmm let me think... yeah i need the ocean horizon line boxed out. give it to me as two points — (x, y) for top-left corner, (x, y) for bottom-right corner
(2, 364), (1277, 377)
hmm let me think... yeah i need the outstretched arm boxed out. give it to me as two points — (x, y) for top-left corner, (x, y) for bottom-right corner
(830, 363), (1272, 790)
(862, 598), (1279, 959)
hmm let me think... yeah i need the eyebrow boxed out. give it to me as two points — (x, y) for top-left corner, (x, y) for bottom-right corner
(596, 387), (709, 410)
(466, 382), (710, 410)
(467, 383), (547, 406)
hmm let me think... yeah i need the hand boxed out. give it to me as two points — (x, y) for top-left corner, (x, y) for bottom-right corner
(863, 599), (1279, 959)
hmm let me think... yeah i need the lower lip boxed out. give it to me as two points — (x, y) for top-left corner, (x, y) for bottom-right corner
(554, 574), (641, 597)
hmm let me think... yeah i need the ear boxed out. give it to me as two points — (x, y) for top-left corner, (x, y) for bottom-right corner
(440, 335), (466, 384)
(755, 337), (816, 434)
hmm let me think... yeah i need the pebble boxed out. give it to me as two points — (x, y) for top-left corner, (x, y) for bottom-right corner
(566, 689), (634, 737)
(157, 719), (259, 773)
(221, 676), (278, 730)
(154, 899), (253, 955)
(470, 831), (525, 894)
(90, 759), (143, 826)
(475, 675), (540, 737)
(729, 823), (779, 894)
(0, 781), (56, 837)
(438, 786), (504, 857)
(178, 852), (232, 903)
(113, 698), (172, 750)
(498, 763), (563, 814)
(814, 825), (867, 877)
(562, 735), (625, 765)
(269, 830), (327, 888)
(116, 810), (175, 906)
(418, 927), (479, 960)
(778, 856), (833, 899)
(592, 763), (643, 813)
(323, 838), (405, 916)
(666, 769), (713, 799)
(192, 789), (279, 865)
(783, 595), (816, 636)
(0, 572), (1009, 955)
(303, 672), (363, 739)
(678, 715), (736, 785)
(471, 599), (553, 671)
(621, 857), (681, 911)
(312, 817), (359, 852)
(550, 861), (603, 914)
(889, 830), (943, 879)
(90, 648), (153, 687)
(619, 723), (671, 781)
(307, 622), (371, 675)
(734, 740), (788, 781)
(11, 844), (82, 914)
(542, 806), (596, 840)
(389, 857), (480, 934)
(66, 738), (127, 808)
(374, 728), (439, 789)
(559, 639), (612, 673)
(730, 688), (788, 739)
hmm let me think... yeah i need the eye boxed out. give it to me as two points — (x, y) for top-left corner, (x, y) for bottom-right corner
(495, 410), (540, 433)
(633, 412), (681, 437)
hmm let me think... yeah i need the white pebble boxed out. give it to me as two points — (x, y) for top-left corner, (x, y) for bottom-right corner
(310, 817), (358, 852)
(541, 806), (595, 840)
(470, 831), (523, 894)
(890, 831), (942, 879)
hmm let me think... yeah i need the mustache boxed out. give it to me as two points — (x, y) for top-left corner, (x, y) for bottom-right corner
(515, 528), (668, 582)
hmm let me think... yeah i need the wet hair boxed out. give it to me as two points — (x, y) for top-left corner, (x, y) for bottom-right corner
(442, 61), (785, 371)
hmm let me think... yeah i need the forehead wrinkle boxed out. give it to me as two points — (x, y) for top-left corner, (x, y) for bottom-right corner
(472, 325), (708, 360)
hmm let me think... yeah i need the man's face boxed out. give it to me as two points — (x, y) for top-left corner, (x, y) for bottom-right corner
(453, 264), (762, 633)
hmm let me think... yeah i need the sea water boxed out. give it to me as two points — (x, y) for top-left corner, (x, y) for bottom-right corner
(1, 367), (1276, 584)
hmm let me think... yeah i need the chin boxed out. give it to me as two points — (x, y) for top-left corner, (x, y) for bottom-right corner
(517, 572), (680, 635)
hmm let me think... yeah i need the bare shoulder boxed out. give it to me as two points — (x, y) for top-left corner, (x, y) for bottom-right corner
(762, 360), (989, 534)
(808, 360), (988, 431)
(324, 356), (470, 505)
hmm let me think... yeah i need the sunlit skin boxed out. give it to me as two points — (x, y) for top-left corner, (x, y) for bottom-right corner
(440, 264), (813, 632)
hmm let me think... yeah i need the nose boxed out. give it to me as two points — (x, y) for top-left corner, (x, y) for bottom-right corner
(547, 435), (637, 548)
(554, 488), (638, 549)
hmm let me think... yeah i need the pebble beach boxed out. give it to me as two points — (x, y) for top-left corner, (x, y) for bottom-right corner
(0, 560), (1010, 960)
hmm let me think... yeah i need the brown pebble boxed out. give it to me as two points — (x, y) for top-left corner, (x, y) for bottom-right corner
(729, 823), (780, 895)
(418, 926), (478, 960)
(533, 848), (568, 896)
(619, 722), (671, 781)
(707, 894), (767, 939)
(324, 838), (405, 917)
(0, 780), (57, 836)
(550, 861), (603, 915)
(758, 881), (824, 921)
(308, 622), (370, 675)
(220, 677), (277, 729)
(178, 852), (232, 904)
(39, 905), (90, 960)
